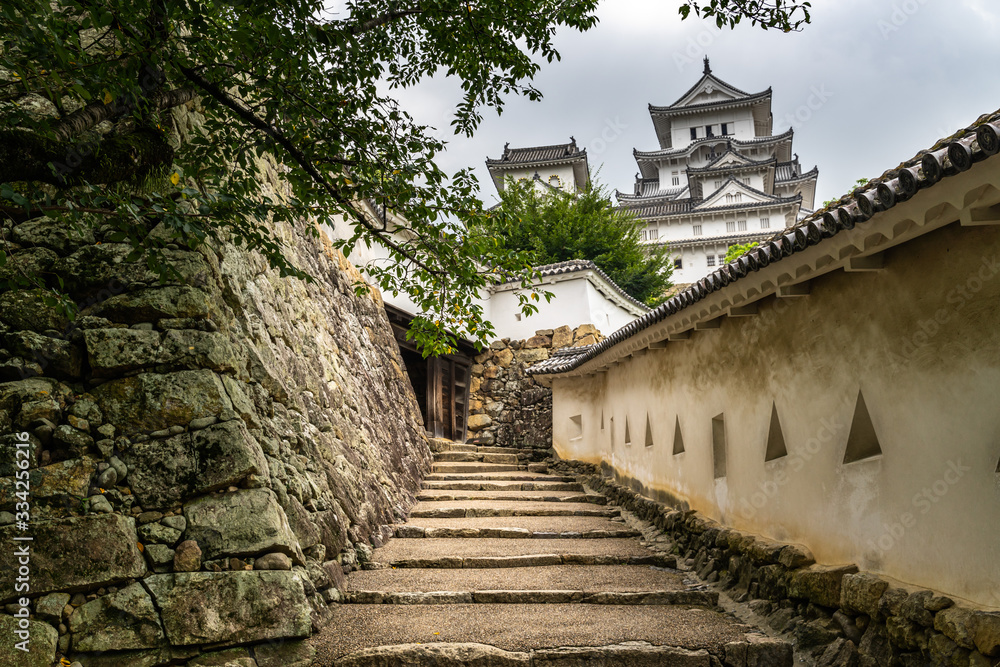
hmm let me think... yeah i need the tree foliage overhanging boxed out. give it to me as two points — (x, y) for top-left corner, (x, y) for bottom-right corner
(474, 178), (673, 307)
(0, 0), (811, 355)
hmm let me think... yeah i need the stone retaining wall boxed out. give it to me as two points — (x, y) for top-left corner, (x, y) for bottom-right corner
(0, 165), (431, 663)
(467, 325), (601, 453)
(553, 460), (1000, 667)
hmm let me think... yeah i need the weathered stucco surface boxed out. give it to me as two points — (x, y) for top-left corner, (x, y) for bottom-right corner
(552, 217), (1000, 608)
(0, 145), (431, 663)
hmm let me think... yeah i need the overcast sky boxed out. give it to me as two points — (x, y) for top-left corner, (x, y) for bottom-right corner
(393, 0), (1000, 208)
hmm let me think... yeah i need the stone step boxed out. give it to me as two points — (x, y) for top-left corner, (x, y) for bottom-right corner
(399, 515), (627, 536)
(395, 526), (642, 539)
(434, 452), (519, 464)
(431, 463), (521, 473)
(474, 446), (522, 455)
(344, 564), (691, 595)
(342, 589), (718, 606)
(408, 499), (619, 519)
(367, 537), (672, 566)
(424, 474), (577, 482)
(441, 443), (478, 452)
(416, 491), (604, 504)
(421, 481), (584, 492)
(366, 552), (677, 570)
(311, 606), (791, 665)
(409, 507), (618, 519)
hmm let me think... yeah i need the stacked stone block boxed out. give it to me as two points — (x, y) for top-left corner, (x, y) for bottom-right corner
(0, 205), (431, 665)
(467, 325), (601, 456)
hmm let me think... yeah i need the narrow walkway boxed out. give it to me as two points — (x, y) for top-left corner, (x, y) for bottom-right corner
(310, 441), (792, 666)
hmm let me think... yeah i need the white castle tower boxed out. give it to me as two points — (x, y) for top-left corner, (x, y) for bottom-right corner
(618, 58), (818, 284)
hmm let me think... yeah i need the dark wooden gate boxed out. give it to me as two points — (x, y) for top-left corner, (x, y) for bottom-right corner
(386, 306), (472, 442)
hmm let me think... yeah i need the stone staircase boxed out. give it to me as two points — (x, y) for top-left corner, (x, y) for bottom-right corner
(309, 440), (793, 666)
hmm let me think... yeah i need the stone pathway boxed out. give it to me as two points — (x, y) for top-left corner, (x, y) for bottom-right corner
(309, 441), (793, 666)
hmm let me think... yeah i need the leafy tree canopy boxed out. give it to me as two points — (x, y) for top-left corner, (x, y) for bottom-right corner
(0, 0), (811, 355)
(723, 241), (758, 264)
(474, 177), (673, 307)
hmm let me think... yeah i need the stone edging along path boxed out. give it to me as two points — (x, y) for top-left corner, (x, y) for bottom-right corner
(560, 462), (1000, 666)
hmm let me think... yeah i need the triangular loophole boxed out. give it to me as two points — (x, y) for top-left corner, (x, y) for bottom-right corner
(644, 415), (654, 448)
(624, 416), (632, 446)
(672, 416), (685, 455)
(765, 402), (788, 462)
(843, 390), (882, 463)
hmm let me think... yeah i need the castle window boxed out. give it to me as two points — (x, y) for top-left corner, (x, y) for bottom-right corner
(674, 258), (683, 270)
(692, 224), (702, 236)
(721, 123), (730, 135)
(672, 176), (680, 186)
(647, 227), (658, 240)
(737, 220), (747, 231)
(718, 254), (726, 264)
(705, 125), (715, 137)
(726, 221), (736, 233)
(760, 217), (770, 229)
(707, 255), (716, 267)
(690, 128), (698, 140)
(725, 193), (743, 204)
(549, 175), (562, 188)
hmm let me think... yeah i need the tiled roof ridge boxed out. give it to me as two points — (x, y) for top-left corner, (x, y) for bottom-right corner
(688, 155), (778, 174)
(622, 195), (801, 221)
(650, 231), (773, 249)
(653, 71), (760, 111)
(652, 87), (773, 115)
(528, 108), (1000, 376)
(698, 176), (785, 205)
(775, 165), (819, 184)
(616, 190), (685, 204)
(530, 259), (651, 312)
(634, 128), (794, 161)
(486, 140), (585, 165)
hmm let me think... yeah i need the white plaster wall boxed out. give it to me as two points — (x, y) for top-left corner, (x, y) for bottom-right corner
(583, 280), (644, 333)
(320, 219), (428, 316)
(488, 276), (639, 340)
(321, 220), (640, 342)
(670, 108), (755, 148)
(551, 221), (1000, 606)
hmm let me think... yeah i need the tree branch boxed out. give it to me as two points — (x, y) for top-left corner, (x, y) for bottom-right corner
(50, 87), (197, 142)
(177, 64), (439, 275)
(350, 7), (424, 35)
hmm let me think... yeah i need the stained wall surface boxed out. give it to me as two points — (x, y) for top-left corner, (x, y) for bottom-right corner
(552, 219), (1000, 607)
